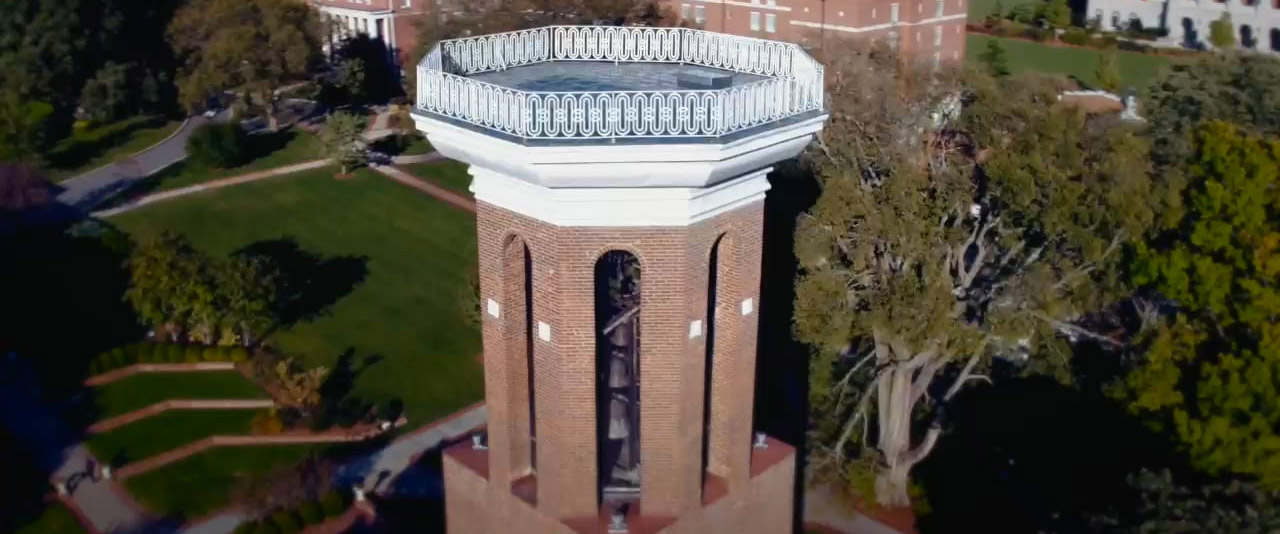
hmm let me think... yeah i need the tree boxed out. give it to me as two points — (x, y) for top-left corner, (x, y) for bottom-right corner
(168, 0), (323, 130)
(1122, 122), (1280, 487)
(187, 123), (248, 168)
(1079, 469), (1280, 533)
(1209, 13), (1235, 48)
(78, 62), (133, 123)
(319, 111), (367, 175)
(987, 0), (1004, 22)
(125, 232), (216, 340)
(215, 255), (276, 347)
(1095, 48), (1121, 92)
(979, 40), (1011, 77)
(1041, 0), (1072, 28)
(333, 58), (367, 104)
(1008, 3), (1038, 23)
(274, 358), (330, 409)
(797, 54), (1158, 506)
(0, 90), (52, 164)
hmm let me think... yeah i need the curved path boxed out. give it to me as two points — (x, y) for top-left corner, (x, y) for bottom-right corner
(56, 111), (230, 210)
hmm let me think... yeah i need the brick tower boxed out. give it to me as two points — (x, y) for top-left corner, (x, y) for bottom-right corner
(412, 26), (828, 534)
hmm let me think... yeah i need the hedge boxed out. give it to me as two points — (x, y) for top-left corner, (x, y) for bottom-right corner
(319, 490), (347, 518)
(90, 343), (251, 374)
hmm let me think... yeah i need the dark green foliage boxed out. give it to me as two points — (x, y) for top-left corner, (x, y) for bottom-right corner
(296, 501), (323, 525)
(1061, 28), (1090, 45)
(184, 345), (202, 363)
(1084, 470), (1280, 533)
(187, 123), (247, 169)
(252, 520), (280, 534)
(269, 510), (300, 534)
(979, 40), (1011, 76)
(165, 343), (184, 362)
(318, 490), (345, 517)
(232, 521), (257, 534)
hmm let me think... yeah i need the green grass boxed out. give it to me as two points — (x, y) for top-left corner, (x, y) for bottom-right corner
(402, 134), (434, 156)
(124, 445), (326, 520)
(93, 372), (267, 419)
(143, 129), (321, 193)
(966, 34), (1172, 88)
(87, 409), (264, 466)
(110, 168), (483, 424)
(402, 161), (472, 197)
(967, 0), (1041, 22)
(47, 116), (182, 181)
(14, 504), (84, 534)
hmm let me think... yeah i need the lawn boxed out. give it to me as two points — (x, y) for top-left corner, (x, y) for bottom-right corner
(141, 128), (322, 193)
(966, 34), (1172, 89)
(967, 0), (1041, 22)
(110, 168), (483, 425)
(124, 444), (327, 520)
(92, 372), (267, 419)
(46, 116), (182, 181)
(14, 504), (84, 534)
(87, 409), (264, 466)
(401, 160), (472, 197)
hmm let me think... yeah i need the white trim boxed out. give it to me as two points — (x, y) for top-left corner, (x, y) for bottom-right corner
(689, 320), (703, 339)
(486, 298), (501, 318)
(537, 321), (552, 342)
(741, 298), (754, 315)
(687, 0), (793, 12)
(790, 12), (967, 34)
(470, 167), (772, 227)
(314, 5), (392, 17)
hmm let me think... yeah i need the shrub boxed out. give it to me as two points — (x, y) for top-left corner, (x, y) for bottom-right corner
(270, 510), (301, 534)
(252, 521), (280, 534)
(1061, 28), (1090, 46)
(187, 123), (248, 168)
(296, 501), (323, 525)
(251, 410), (286, 435)
(318, 490), (346, 518)
(89, 358), (102, 375)
(202, 346), (222, 362)
(233, 521), (257, 534)
(165, 343), (184, 362)
(227, 347), (250, 363)
(108, 347), (128, 369)
(183, 345), (203, 363)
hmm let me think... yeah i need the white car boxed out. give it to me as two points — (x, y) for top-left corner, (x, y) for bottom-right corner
(202, 109), (218, 119)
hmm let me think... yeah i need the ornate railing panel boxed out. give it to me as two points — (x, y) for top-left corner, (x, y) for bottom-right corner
(416, 26), (825, 140)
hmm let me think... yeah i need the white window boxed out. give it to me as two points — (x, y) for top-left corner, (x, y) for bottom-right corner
(888, 30), (899, 50)
(765, 13), (777, 32)
(695, 5), (706, 23)
(936, 0), (944, 17)
(402, 0), (411, 7)
(681, 3), (691, 19)
(918, 3), (923, 13)
(933, 51), (942, 70)
(891, 3), (900, 22)
(751, 11), (761, 30)
(934, 25), (942, 45)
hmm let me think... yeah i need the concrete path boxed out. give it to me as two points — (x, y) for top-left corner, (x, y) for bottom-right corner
(803, 484), (907, 534)
(57, 111), (230, 210)
(390, 152), (446, 165)
(94, 159), (330, 218)
(0, 354), (151, 534)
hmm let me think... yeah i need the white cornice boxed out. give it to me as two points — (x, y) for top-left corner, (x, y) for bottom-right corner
(790, 13), (967, 33)
(470, 167), (772, 227)
(686, 0), (793, 12)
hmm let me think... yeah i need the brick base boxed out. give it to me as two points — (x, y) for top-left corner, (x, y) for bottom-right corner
(442, 433), (796, 534)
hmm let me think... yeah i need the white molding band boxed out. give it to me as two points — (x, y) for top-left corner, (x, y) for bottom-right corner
(470, 166), (773, 227)
(790, 13), (967, 34)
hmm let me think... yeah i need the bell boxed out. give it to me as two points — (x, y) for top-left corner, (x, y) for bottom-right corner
(609, 320), (633, 346)
(608, 357), (631, 388)
(608, 398), (630, 439)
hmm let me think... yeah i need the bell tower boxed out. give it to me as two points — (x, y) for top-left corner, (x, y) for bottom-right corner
(413, 25), (828, 533)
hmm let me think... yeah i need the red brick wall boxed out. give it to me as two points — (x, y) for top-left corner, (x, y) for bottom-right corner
(472, 197), (769, 519)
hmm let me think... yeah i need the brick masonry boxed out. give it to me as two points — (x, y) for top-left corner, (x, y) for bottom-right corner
(449, 186), (793, 531)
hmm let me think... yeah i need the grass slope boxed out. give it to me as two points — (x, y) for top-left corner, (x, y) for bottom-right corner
(86, 409), (264, 466)
(967, 0), (1041, 22)
(93, 372), (267, 419)
(966, 34), (1172, 88)
(110, 168), (482, 424)
(124, 445), (325, 520)
(47, 116), (182, 182)
(14, 504), (84, 534)
(401, 161), (472, 197)
(144, 129), (321, 193)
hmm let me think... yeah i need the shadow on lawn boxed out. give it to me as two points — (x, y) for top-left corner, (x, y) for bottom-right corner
(311, 349), (395, 430)
(235, 238), (369, 327)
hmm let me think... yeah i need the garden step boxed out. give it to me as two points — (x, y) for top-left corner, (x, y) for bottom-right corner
(88, 399), (277, 434)
(85, 362), (239, 387)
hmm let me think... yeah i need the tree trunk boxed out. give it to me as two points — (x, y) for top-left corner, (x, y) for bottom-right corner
(874, 462), (912, 507)
(875, 360), (916, 506)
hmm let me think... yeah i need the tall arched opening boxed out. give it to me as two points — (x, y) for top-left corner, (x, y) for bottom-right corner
(503, 236), (536, 476)
(595, 250), (642, 502)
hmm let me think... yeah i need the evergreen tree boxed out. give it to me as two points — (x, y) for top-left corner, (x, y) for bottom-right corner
(1095, 48), (1121, 92)
(979, 40), (1011, 77)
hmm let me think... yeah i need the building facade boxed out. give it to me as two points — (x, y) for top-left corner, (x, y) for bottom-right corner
(413, 26), (829, 534)
(308, 0), (432, 68)
(663, 0), (968, 66)
(1087, 0), (1280, 53)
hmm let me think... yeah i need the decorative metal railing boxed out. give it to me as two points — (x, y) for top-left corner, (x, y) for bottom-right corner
(416, 26), (825, 140)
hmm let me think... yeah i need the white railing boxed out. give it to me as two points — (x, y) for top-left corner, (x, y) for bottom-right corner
(416, 26), (825, 140)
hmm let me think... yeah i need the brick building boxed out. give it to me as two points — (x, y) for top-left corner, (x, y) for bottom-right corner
(308, 0), (433, 69)
(412, 26), (829, 534)
(663, 0), (968, 66)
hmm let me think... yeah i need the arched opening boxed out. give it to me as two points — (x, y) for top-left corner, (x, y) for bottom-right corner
(1241, 24), (1256, 48)
(1127, 13), (1142, 32)
(1182, 17), (1199, 47)
(1271, 28), (1280, 51)
(503, 237), (536, 476)
(595, 250), (641, 502)
(701, 235), (730, 485)
(1111, 11), (1121, 29)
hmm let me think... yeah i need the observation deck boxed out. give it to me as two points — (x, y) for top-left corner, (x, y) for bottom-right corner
(413, 25), (826, 144)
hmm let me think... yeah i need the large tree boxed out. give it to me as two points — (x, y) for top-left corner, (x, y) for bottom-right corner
(796, 52), (1158, 505)
(1122, 122), (1280, 487)
(168, 0), (323, 129)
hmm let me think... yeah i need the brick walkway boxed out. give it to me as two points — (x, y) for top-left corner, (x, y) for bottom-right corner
(88, 399), (276, 433)
(371, 164), (476, 213)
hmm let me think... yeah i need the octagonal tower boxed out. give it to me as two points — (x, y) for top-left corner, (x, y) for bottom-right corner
(413, 26), (827, 534)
